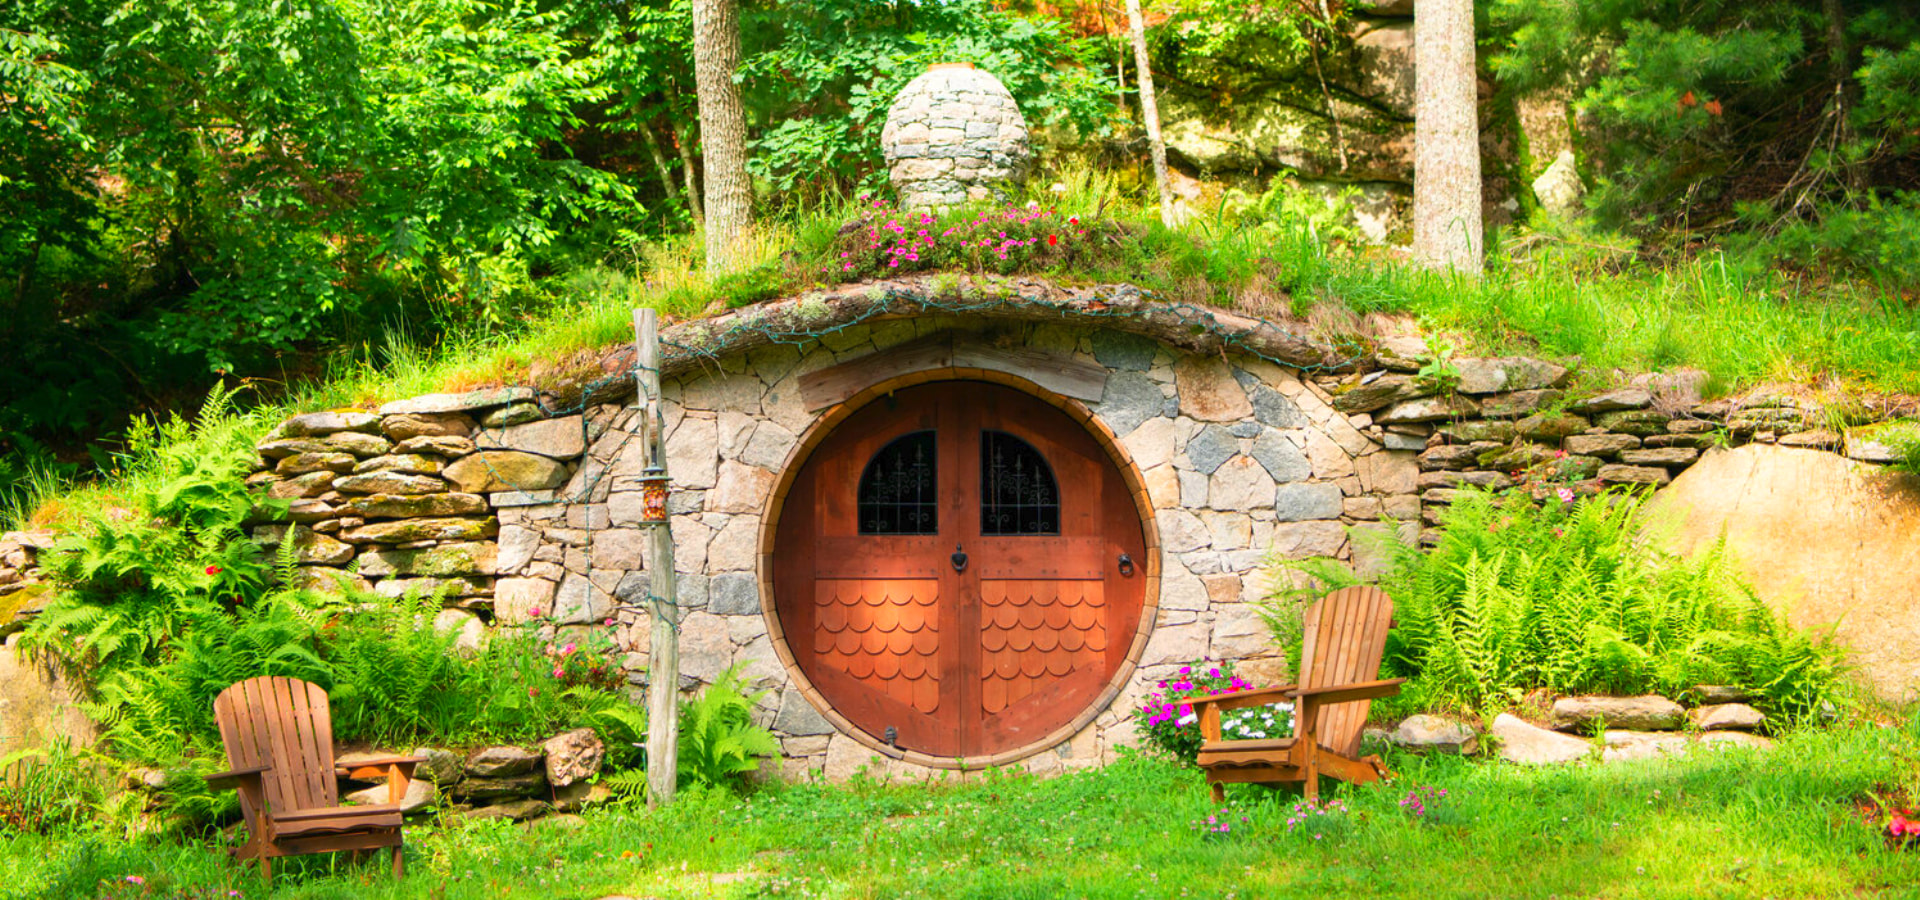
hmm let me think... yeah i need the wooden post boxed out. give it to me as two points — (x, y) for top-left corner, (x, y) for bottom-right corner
(634, 307), (681, 807)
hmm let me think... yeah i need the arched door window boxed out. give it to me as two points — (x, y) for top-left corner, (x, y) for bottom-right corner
(979, 430), (1059, 535)
(856, 431), (938, 535)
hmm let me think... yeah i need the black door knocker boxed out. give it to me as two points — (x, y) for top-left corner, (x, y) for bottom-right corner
(951, 544), (968, 573)
(1118, 553), (1135, 577)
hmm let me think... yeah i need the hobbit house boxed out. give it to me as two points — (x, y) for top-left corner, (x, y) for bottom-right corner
(6, 277), (1919, 779)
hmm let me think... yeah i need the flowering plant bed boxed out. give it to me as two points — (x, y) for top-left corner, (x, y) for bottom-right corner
(826, 197), (1112, 279)
(1132, 660), (1294, 764)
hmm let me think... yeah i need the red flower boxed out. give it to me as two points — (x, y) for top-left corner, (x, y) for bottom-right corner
(1047, 234), (1058, 246)
(206, 565), (222, 576)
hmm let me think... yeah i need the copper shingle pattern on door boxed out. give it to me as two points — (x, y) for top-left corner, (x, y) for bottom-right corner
(813, 579), (942, 713)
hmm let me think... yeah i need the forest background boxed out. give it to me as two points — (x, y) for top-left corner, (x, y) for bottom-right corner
(4, 0), (1919, 510)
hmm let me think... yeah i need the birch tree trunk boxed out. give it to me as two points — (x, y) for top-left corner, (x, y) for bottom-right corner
(1124, 0), (1175, 228)
(1411, 0), (1484, 275)
(691, 0), (750, 272)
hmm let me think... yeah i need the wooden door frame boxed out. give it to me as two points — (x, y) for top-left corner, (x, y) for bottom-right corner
(757, 363), (1162, 770)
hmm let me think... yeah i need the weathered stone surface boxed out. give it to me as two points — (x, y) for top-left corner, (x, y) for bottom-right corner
(1596, 409), (1672, 437)
(277, 410), (382, 438)
(1477, 442), (1558, 472)
(1207, 456), (1275, 511)
(292, 566), (372, 595)
(1390, 714), (1479, 754)
(477, 416), (585, 459)
(340, 517), (497, 545)
(1094, 371), (1164, 438)
(1184, 426), (1238, 475)
(352, 454), (446, 476)
(1691, 684), (1754, 705)
(466, 745), (541, 778)
(1438, 420), (1517, 443)
(1089, 331), (1157, 370)
(1331, 374), (1432, 413)
(445, 451), (569, 493)
(1619, 447), (1699, 467)
(1479, 389), (1564, 419)
(1453, 357), (1570, 395)
(462, 798), (550, 820)
(1251, 431), (1312, 483)
(257, 437), (331, 459)
(709, 572), (760, 616)
(346, 778), (437, 814)
(1272, 482), (1344, 522)
(265, 471), (336, 499)
(0, 634), (98, 753)
(277, 452), (358, 476)
(1490, 714), (1592, 765)
(678, 612), (733, 684)
(1845, 427), (1910, 463)
(1417, 470), (1515, 490)
(256, 525), (355, 566)
(347, 492), (488, 519)
(394, 435), (476, 456)
(1550, 695), (1685, 732)
(1777, 430), (1841, 450)
(1564, 433), (1640, 457)
(409, 747), (463, 785)
(382, 413), (478, 441)
(1568, 389), (1652, 415)
(1175, 356), (1254, 421)
(494, 576), (558, 624)
(551, 783), (613, 814)
(552, 572), (612, 625)
(480, 403), (540, 429)
(1417, 445), (1480, 471)
(379, 388), (534, 416)
(543, 728), (605, 787)
(1691, 703), (1765, 732)
(359, 541), (497, 578)
(324, 432), (393, 458)
(1598, 464), (1670, 485)
(708, 461), (776, 514)
(1532, 150), (1585, 216)
(432, 609), (487, 653)
(775, 689), (835, 736)
(1516, 412), (1590, 441)
(1376, 394), (1480, 424)
(333, 471), (450, 495)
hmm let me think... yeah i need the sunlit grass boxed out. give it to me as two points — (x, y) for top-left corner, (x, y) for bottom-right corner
(6, 722), (1918, 899)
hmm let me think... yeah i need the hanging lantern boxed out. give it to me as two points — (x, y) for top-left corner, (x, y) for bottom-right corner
(639, 466), (670, 525)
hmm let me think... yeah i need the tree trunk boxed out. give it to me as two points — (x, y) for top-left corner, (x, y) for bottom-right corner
(1124, 0), (1175, 227)
(641, 121), (682, 205)
(1821, 0), (1863, 192)
(691, 0), (750, 272)
(1411, 0), (1484, 275)
(673, 123), (705, 229)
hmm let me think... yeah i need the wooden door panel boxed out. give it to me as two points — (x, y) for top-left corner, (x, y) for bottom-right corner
(978, 579), (1109, 718)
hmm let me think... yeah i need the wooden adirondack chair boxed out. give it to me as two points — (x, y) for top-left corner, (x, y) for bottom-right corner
(205, 676), (423, 883)
(1189, 586), (1405, 802)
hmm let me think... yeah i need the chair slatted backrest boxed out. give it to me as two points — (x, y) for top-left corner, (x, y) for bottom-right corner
(213, 677), (339, 817)
(1296, 586), (1394, 758)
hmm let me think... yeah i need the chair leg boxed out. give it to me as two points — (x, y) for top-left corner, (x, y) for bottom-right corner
(392, 845), (404, 879)
(259, 857), (272, 887)
(1303, 762), (1320, 803)
(1209, 781), (1225, 804)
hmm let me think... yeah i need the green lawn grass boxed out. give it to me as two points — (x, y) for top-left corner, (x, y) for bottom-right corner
(8, 722), (1918, 900)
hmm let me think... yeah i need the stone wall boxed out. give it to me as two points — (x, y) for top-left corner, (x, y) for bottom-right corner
(881, 64), (1032, 210)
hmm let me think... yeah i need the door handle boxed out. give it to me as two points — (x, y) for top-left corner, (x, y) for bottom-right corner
(1118, 553), (1135, 576)
(951, 544), (968, 573)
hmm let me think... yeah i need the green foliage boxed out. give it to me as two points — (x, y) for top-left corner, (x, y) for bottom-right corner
(1269, 490), (1848, 723)
(0, 743), (106, 836)
(676, 665), (778, 792)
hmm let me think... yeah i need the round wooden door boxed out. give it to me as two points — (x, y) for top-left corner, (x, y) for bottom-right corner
(772, 382), (1148, 760)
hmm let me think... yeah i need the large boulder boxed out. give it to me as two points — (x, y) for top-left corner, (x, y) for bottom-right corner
(1550, 696), (1686, 732)
(1650, 444), (1920, 700)
(465, 745), (541, 778)
(543, 728), (606, 788)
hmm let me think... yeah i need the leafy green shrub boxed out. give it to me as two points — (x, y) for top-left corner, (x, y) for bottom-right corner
(1265, 489), (1848, 724)
(0, 744), (105, 835)
(676, 665), (778, 792)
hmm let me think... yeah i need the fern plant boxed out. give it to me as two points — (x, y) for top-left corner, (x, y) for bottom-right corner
(1264, 488), (1847, 724)
(677, 665), (779, 792)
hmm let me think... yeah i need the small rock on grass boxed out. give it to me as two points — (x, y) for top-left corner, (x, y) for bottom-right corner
(1690, 703), (1766, 732)
(1390, 714), (1479, 755)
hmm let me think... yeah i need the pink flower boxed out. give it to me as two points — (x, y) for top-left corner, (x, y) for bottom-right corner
(560, 643), (577, 656)
(1556, 487), (1575, 503)
(553, 666), (564, 678)
(206, 565), (222, 576)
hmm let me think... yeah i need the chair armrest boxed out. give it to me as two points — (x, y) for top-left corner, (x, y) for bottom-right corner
(1186, 685), (1299, 714)
(205, 765), (271, 792)
(1289, 678), (1407, 706)
(336, 756), (426, 780)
